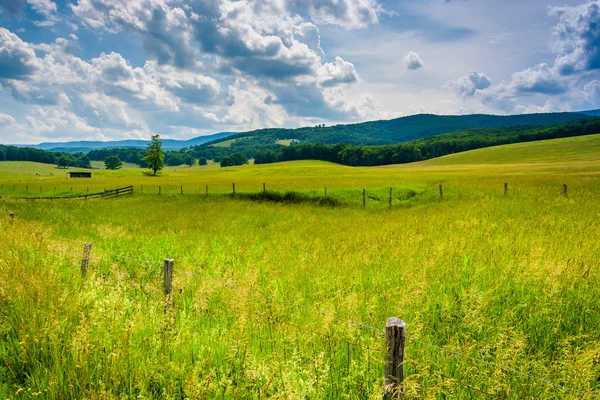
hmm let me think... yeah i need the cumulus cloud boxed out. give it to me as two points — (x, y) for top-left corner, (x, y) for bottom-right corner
(27, 0), (58, 26)
(584, 80), (600, 106)
(0, 28), (39, 79)
(0, 0), (382, 142)
(289, 0), (382, 29)
(551, 1), (600, 75)
(317, 56), (359, 87)
(445, 70), (492, 97)
(506, 63), (567, 95)
(0, 0), (58, 26)
(404, 51), (423, 70)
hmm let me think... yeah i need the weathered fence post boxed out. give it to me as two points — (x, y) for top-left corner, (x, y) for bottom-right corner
(71, 187), (73, 192)
(263, 182), (266, 194)
(13, 185), (15, 191)
(80, 242), (92, 278)
(86, 187), (89, 193)
(9, 212), (14, 225)
(563, 184), (568, 197)
(504, 183), (508, 196)
(206, 184), (208, 195)
(164, 258), (174, 296)
(389, 188), (393, 209)
(363, 189), (366, 207)
(324, 186), (328, 199)
(439, 184), (443, 199)
(232, 183), (236, 195)
(163, 258), (174, 314)
(383, 317), (406, 399)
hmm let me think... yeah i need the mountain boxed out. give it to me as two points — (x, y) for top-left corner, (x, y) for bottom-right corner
(202, 110), (600, 147)
(29, 131), (235, 152)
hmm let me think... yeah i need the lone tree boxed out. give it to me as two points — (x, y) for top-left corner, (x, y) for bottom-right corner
(184, 155), (195, 167)
(57, 155), (70, 168)
(104, 155), (122, 170)
(143, 134), (164, 176)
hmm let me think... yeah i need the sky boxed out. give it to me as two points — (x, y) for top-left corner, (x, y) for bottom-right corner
(0, 0), (599, 144)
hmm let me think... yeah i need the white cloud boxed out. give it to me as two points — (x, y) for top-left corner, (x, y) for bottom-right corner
(290, 0), (382, 29)
(317, 56), (359, 87)
(551, 1), (600, 75)
(445, 70), (492, 98)
(0, 112), (16, 126)
(26, 0), (58, 26)
(404, 51), (423, 70)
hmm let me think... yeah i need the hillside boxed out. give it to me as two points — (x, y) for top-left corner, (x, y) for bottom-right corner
(419, 133), (600, 166)
(7, 109), (599, 153)
(251, 117), (600, 167)
(203, 109), (600, 148)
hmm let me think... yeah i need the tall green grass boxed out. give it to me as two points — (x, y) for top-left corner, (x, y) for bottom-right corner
(1, 136), (600, 398)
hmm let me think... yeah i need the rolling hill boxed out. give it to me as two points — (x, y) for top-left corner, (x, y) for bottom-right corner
(202, 109), (600, 148)
(8, 109), (600, 152)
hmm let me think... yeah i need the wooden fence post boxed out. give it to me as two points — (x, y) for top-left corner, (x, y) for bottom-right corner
(9, 212), (14, 225)
(163, 258), (174, 314)
(563, 184), (568, 197)
(439, 184), (443, 199)
(86, 187), (89, 193)
(263, 182), (266, 194)
(206, 184), (208, 195)
(389, 188), (393, 209)
(13, 185), (15, 191)
(383, 317), (406, 399)
(363, 189), (366, 207)
(324, 186), (328, 199)
(232, 183), (236, 195)
(164, 258), (174, 295)
(80, 242), (92, 278)
(504, 183), (508, 196)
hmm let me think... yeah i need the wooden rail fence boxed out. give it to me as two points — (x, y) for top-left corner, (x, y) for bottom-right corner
(12, 185), (134, 200)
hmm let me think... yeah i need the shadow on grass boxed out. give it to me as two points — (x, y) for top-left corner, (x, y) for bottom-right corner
(234, 190), (342, 207)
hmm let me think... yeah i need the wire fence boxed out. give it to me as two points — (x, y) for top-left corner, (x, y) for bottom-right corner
(5, 220), (600, 399)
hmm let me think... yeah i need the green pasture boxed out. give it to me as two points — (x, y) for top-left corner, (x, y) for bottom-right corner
(1, 135), (599, 399)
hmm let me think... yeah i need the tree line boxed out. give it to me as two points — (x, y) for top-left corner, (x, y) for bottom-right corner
(0, 145), (91, 168)
(2, 117), (599, 170)
(254, 118), (600, 166)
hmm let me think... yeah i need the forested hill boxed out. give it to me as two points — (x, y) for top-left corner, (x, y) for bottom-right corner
(204, 110), (599, 147)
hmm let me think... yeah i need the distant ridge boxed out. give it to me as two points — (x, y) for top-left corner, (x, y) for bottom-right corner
(11, 109), (600, 151)
(24, 131), (235, 152)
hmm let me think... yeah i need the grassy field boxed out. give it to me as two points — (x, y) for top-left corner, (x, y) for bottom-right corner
(1, 135), (599, 399)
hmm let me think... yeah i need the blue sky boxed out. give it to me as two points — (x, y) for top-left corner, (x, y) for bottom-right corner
(0, 0), (599, 144)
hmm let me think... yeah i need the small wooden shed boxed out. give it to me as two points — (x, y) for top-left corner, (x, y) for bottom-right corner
(68, 171), (92, 178)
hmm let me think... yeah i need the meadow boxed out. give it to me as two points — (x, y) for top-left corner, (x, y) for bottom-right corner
(1, 135), (600, 399)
